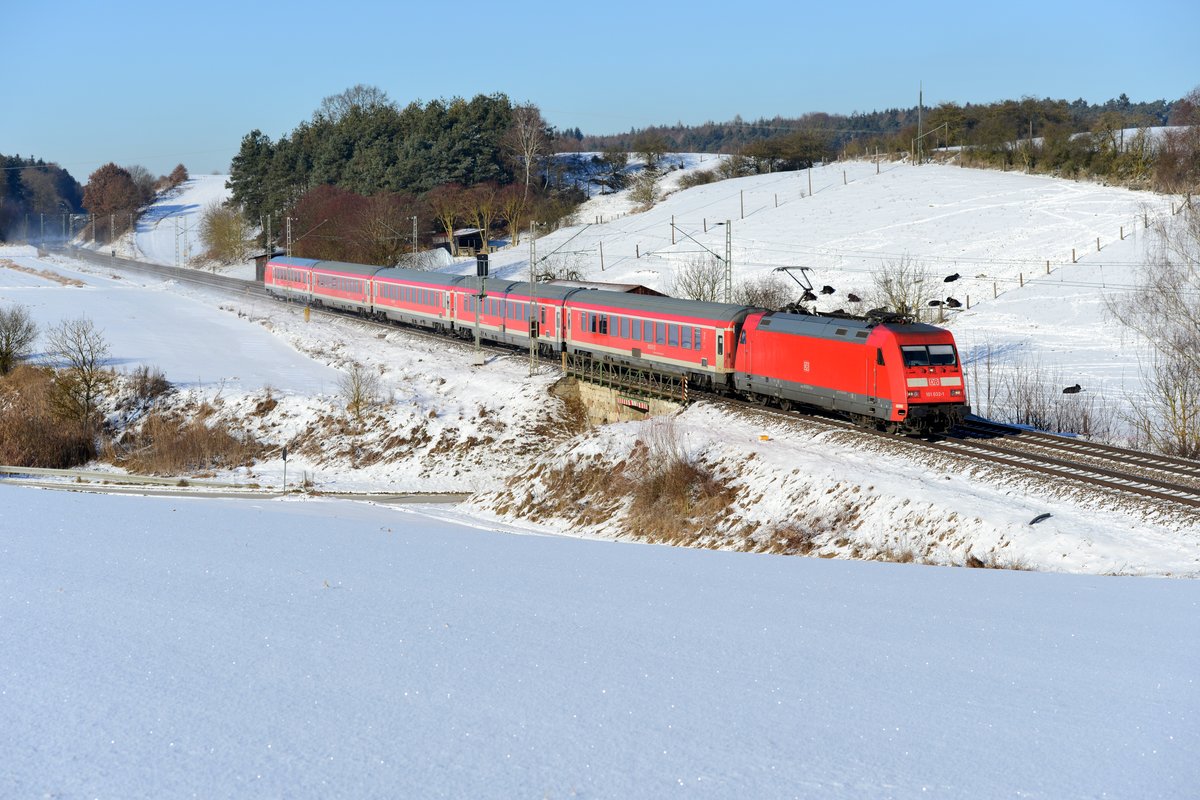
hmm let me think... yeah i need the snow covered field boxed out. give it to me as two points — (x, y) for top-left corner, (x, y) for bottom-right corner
(3, 485), (1197, 799)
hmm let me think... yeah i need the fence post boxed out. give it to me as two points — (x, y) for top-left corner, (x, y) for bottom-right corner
(1120, 225), (1124, 240)
(1096, 237), (1100, 252)
(1046, 260), (1050, 274)
(1072, 248), (1076, 263)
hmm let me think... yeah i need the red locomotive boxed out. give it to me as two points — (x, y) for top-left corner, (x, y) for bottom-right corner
(733, 312), (967, 433)
(264, 255), (969, 434)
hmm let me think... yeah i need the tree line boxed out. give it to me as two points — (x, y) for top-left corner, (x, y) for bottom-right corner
(222, 86), (583, 263)
(576, 93), (1195, 191)
(0, 156), (188, 244)
(0, 156), (82, 241)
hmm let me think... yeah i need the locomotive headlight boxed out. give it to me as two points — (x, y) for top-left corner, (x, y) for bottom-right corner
(907, 390), (920, 398)
(950, 389), (963, 397)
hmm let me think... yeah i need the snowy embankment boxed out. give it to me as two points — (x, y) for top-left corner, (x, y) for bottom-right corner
(467, 402), (1200, 577)
(2, 484), (1197, 799)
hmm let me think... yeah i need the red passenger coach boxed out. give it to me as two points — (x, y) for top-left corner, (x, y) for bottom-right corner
(308, 260), (377, 314)
(734, 312), (968, 433)
(459, 281), (586, 353)
(372, 268), (466, 331)
(263, 255), (319, 302)
(564, 292), (754, 389)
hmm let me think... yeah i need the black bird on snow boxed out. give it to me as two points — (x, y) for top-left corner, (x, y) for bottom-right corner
(1062, 383), (1082, 394)
(945, 297), (962, 308)
(928, 299), (943, 307)
(847, 293), (862, 303)
(944, 273), (961, 282)
(820, 285), (835, 295)
(801, 289), (818, 302)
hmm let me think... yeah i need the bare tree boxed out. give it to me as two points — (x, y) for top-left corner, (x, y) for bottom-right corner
(537, 253), (586, 282)
(198, 200), (252, 264)
(733, 273), (793, 309)
(629, 169), (660, 209)
(465, 183), (500, 254)
(46, 317), (112, 425)
(503, 103), (549, 199)
(317, 84), (393, 121)
(871, 254), (932, 318)
(124, 164), (157, 206)
(427, 184), (464, 256)
(338, 363), (381, 427)
(632, 132), (669, 172)
(670, 255), (725, 302)
(0, 304), (38, 375)
(1107, 207), (1200, 456)
(597, 148), (629, 193)
(498, 184), (528, 247)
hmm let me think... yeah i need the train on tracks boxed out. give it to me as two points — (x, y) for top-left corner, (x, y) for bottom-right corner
(264, 255), (969, 434)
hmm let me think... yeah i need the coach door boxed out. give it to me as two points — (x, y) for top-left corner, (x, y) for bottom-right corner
(870, 347), (884, 403)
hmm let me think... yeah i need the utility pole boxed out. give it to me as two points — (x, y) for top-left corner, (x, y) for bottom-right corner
(724, 220), (732, 303)
(917, 82), (924, 165)
(528, 221), (537, 376)
(473, 252), (488, 367)
(286, 217), (294, 256)
(411, 215), (418, 256)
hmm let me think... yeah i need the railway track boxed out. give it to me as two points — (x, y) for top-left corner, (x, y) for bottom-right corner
(714, 399), (1200, 511)
(52, 247), (1200, 512)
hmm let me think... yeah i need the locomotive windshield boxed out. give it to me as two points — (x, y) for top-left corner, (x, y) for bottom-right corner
(901, 344), (957, 367)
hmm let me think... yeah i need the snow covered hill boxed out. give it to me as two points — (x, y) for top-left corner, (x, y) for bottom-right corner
(480, 159), (1183, 414)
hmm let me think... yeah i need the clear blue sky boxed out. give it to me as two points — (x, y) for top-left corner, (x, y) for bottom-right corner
(8, 0), (1198, 183)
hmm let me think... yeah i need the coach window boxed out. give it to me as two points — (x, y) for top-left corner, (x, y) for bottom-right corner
(620, 317), (629, 338)
(694, 329), (703, 350)
(682, 326), (692, 349)
(668, 325), (679, 347)
(655, 322), (666, 344)
(877, 348), (885, 366)
(599, 315), (608, 335)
